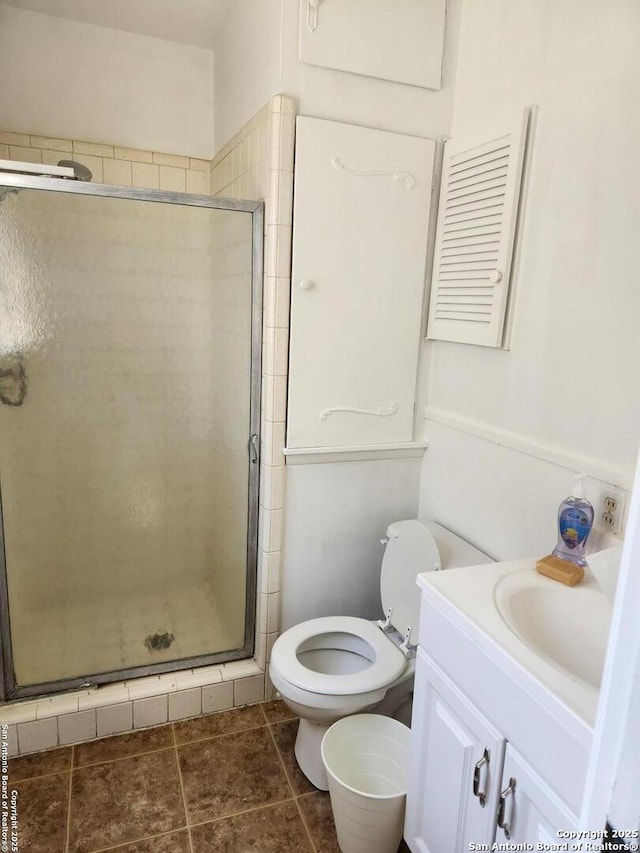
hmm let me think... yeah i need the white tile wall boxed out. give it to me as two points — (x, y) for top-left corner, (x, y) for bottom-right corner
(0, 131), (210, 193)
(210, 95), (295, 688)
(6, 726), (18, 758)
(202, 681), (234, 715)
(58, 710), (96, 746)
(133, 696), (168, 729)
(168, 689), (202, 721)
(17, 718), (58, 754)
(234, 674), (265, 707)
(96, 702), (133, 738)
(0, 659), (264, 753)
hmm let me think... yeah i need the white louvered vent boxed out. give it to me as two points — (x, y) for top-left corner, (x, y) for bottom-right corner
(426, 113), (529, 347)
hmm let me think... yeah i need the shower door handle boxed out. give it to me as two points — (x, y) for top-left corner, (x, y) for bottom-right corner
(249, 434), (260, 464)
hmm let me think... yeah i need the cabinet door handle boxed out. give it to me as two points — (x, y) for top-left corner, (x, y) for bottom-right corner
(472, 748), (490, 807)
(497, 777), (517, 839)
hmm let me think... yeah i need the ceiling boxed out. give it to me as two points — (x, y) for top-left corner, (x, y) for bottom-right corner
(0, 0), (238, 49)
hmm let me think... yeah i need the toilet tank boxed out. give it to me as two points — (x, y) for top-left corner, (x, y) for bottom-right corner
(380, 519), (493, 645)
(422, 520), (494, 571)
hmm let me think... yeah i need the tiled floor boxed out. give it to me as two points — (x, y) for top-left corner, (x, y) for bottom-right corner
(8, 700), (411, 852)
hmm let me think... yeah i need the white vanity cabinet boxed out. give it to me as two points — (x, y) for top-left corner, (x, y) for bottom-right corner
(495, 744), (579, 847)
(406, 651), (580, 852)
(406, 651), (505, 853)
(405, 569), (591, 853)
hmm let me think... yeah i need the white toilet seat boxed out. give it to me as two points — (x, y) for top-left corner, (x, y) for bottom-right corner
(270, 615), (407, 696)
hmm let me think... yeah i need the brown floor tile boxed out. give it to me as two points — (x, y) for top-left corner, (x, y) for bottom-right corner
(297, 792), (340, 853)
(74, 725), (173, 766)
(14, 772), (70, 853)
(178, 726), (291, 823)
(269, 719), (316, 796)
(190, 801), (313, 853)
(9, 745), (71, 782)
(69, 749), (185, 852)
(262, 699), (297, 723)
(106, 829), (190, 852)
(173, 704), (265, 744)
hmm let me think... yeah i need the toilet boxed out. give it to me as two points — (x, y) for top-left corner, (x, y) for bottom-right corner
(269, 518), (493, 789)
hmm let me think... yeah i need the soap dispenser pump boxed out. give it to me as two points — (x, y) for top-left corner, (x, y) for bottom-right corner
(552, 474), (594, 567)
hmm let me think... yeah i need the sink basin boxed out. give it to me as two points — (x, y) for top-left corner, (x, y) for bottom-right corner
(494, 571), (613, 688)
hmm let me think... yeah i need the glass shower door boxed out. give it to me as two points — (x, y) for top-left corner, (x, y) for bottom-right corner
(0, 182), (261, 696)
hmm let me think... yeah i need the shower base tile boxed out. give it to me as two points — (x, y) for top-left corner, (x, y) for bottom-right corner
(4, 699), (414, 853)
(12, 573), (241, 687)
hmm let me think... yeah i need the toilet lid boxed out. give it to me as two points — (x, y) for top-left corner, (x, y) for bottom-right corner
(270, 616), (407, 696)
(380, 520), (441, 643)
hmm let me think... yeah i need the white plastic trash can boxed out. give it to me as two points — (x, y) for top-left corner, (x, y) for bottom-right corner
(321, 713), (411, 853)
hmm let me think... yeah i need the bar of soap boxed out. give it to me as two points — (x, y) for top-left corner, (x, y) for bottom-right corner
(536, 555), (584, 586)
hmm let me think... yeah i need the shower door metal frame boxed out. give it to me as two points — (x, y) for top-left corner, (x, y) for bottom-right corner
(0, 173), (264, 701)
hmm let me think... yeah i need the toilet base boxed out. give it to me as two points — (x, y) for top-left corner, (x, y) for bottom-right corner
(294, 718), (331, 790)
(286, 676), (415, 790)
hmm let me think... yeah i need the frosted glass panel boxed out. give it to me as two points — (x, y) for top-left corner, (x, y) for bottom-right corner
(0, 188), (255, 687)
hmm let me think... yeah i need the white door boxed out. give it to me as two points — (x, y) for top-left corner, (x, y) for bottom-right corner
(495, 744), (578, 846)
(288, 117), (435, 449)
(405, 653), (505, 853)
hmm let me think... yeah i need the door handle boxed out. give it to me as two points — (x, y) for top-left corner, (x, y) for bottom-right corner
(472, 748), (490, 807)
(248, 434), (259, 464)
(497, 777), (516, 839)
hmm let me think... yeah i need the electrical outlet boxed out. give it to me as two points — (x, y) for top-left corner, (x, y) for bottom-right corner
(596, 487), (627, 535)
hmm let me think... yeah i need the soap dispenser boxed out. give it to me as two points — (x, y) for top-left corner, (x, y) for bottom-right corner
(552, 474), (594, 567)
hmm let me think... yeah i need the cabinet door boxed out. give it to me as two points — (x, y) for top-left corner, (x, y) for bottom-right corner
(288, 117), (435, 449)
(299, 0), (446, 90)
(405, 653), (505, 853)
(495, 744), (578, 846)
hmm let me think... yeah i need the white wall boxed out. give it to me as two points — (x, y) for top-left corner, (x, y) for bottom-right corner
(0, 6), (215, 158)
(282, 459), (422, 628)
(212, 0), (284, 152)
(420, 422), (621, 562)
(419, 0), (640, 558)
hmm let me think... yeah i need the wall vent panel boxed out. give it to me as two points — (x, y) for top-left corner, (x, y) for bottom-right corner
(427, 113), (529, 347)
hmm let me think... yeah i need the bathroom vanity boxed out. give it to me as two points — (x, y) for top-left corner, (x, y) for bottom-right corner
(405, 559), (612, 852)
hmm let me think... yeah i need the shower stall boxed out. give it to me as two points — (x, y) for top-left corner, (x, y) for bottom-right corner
(0, 167), (263, 700)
